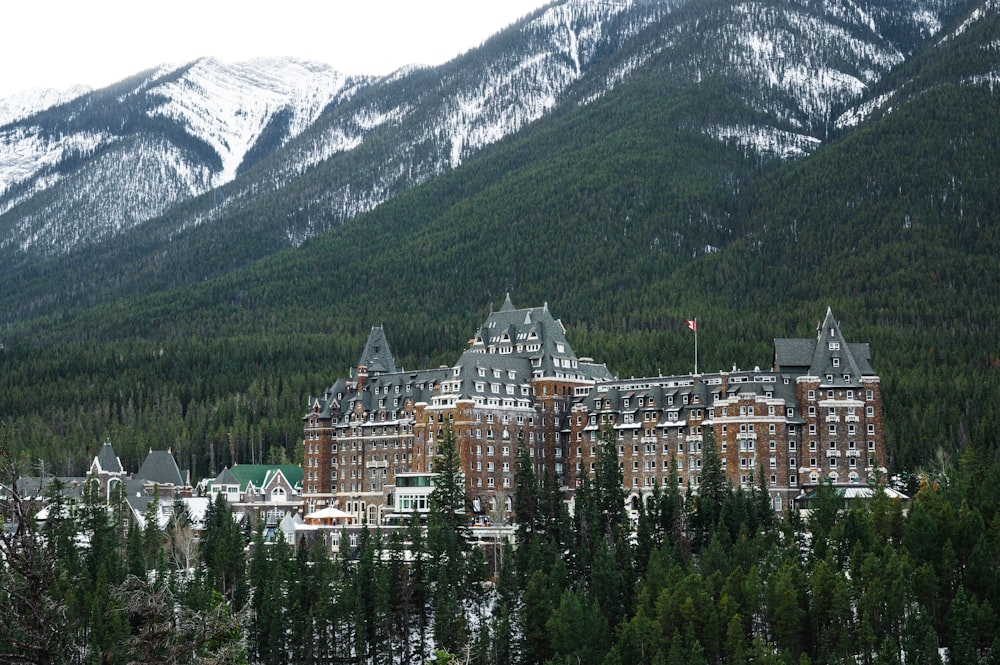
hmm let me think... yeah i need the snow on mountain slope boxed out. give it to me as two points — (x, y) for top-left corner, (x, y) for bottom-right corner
(0, 85), (91, 127)
(834, 0), (998, 129)
(245, 0), (669, 244)
(0, 0), (978, 265)
(0, 127), (110, 206)
(147, 57), (356, 185)
(1, 136), (216, 254)
(0, 57), (360, 255)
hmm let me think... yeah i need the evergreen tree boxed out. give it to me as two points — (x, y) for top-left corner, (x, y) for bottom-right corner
(427, 422), (472, 653)
(200, 492), (246, 605)
(690, 428), (726, 553)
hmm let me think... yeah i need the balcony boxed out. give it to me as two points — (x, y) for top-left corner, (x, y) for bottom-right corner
(825, 415), (839, 423)
(845, 415), (860, 423)
(736, 432), (757, 440)
(366, 460), (388, 469)
(826, 450), (842, 458)
(846, 449), (861, 458)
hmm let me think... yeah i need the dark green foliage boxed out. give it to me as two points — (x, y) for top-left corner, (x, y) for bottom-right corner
(0, 2), (998, 664)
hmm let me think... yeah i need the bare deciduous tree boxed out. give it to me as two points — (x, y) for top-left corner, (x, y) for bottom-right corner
(114, 575), (247, 665)
(0, 428), (79, 665)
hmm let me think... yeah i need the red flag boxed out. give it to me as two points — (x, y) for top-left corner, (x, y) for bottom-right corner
(687, 319), (697, 331)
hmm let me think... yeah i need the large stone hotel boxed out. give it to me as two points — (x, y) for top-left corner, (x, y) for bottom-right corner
(302, 296), (885, 523)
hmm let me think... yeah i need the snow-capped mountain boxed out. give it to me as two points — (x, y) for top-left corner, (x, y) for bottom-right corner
(0, 58), (363, 255)
(0, 84), (91, 127)
(0, 0), (981, 305)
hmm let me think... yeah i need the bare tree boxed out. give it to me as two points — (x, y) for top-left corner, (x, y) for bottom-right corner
(166, 502), (199, 577)
(0, 426), (79, 665)
(114, 575), (246, 665)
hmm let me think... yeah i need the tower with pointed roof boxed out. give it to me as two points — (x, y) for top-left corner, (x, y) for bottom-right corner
(303, 303), (886, 523)
(564, 306), (885, 514)
(303, 296), (613, 524)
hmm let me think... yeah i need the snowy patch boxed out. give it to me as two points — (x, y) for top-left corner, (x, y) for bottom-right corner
(834, 91), (895, 128)
(0, 126), (109, 202)
(964, 71), (1000, 90)
(703, 123), (821, 158)
(911, 9), (942, 36)
(0, 85), (90, 127)
(941, 0), (999, 43)
(146, 57), (351, 185)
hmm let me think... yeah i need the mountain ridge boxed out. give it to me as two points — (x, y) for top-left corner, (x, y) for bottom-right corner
(0, 0), (973, 310)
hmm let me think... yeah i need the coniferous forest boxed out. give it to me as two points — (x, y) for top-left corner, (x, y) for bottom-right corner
(2, 0), (1000, 663)
(2, 425), (1000, 664)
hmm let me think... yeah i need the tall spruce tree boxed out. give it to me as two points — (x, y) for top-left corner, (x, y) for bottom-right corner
(427, 422), (471, 653)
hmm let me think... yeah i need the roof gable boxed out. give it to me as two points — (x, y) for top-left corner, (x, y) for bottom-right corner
(93, 441), (124, 474)
(135, 450), (184, 487)
(226, 464), (303, 491)
(357, 325), (398, 375)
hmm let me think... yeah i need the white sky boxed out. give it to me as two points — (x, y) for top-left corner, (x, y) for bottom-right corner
(0, 0), (553, 100)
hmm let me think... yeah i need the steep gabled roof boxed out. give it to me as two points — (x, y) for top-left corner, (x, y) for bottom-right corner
(224, 464), (303, 491)
(357, 325), (398, 375)
(135, 450), (185, 487)
(773, 308), (876, 386)
(93, 440), (124, 474)
(212, 467), (239, 486)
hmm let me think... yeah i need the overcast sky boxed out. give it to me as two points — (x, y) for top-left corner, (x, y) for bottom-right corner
(1, 0), (553, 99)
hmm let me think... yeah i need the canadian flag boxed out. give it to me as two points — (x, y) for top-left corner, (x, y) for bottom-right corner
(687, 319), (697, 331)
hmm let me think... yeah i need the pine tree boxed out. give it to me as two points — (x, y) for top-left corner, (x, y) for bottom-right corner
(426, 422), (473, 653)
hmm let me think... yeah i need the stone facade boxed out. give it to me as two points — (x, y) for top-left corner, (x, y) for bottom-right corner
(302, 299), (885, 522)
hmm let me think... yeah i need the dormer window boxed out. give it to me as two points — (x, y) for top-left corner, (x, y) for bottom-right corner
(833, 357), (840, 367)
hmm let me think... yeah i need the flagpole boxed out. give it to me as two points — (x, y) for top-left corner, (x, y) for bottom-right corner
(694, 318), (698, 375)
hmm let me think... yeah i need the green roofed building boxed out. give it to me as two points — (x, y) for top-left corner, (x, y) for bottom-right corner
(209, 464), (304, 528)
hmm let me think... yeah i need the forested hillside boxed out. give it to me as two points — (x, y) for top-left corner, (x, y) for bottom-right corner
(0, 0), (997, 482)
(1, 2), (999, 664)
